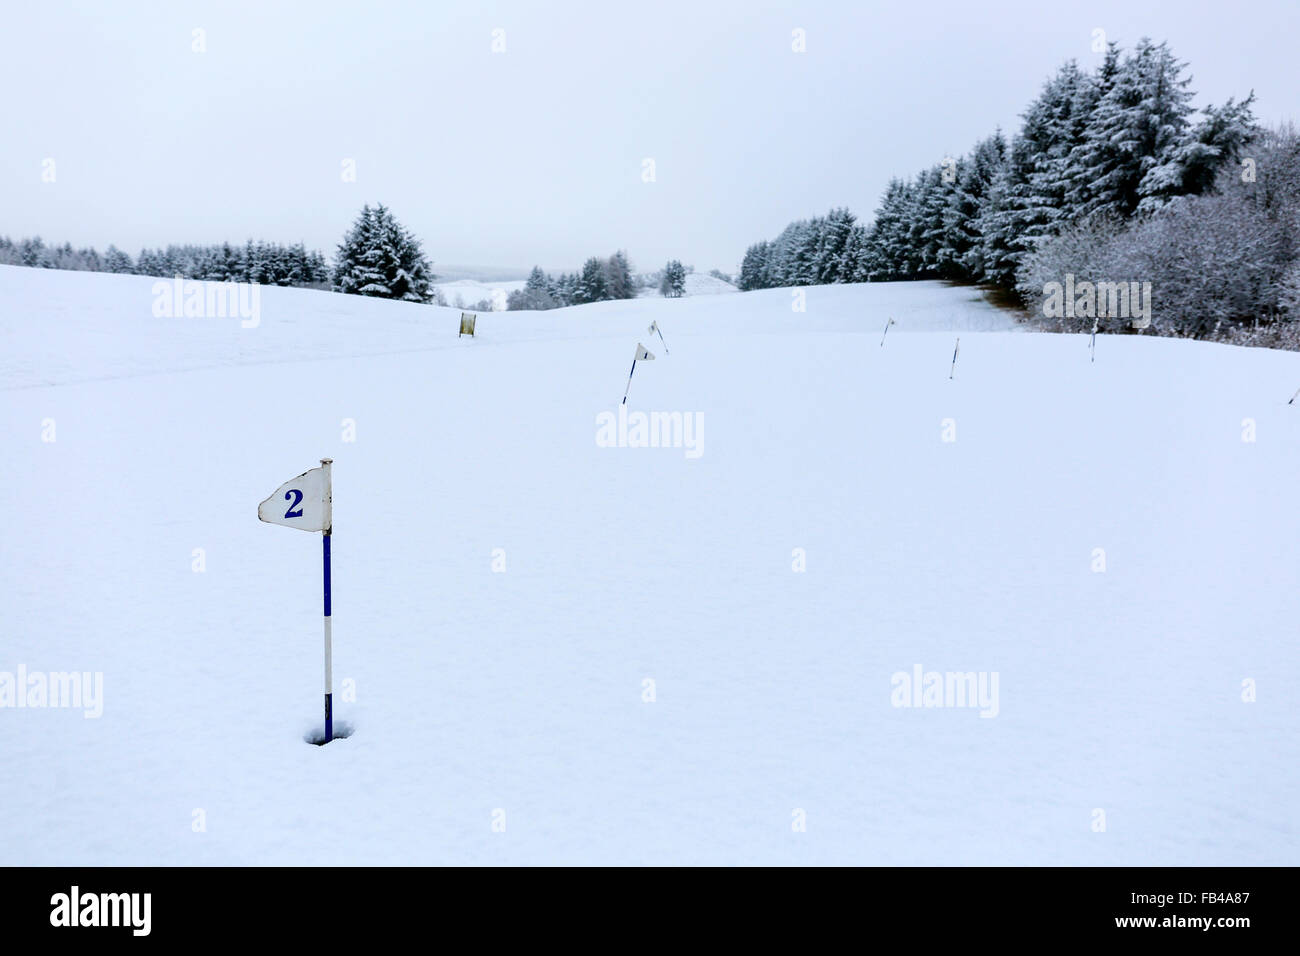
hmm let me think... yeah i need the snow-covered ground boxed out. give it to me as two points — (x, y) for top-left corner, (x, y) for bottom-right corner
(641, 272), (739, 296)
(430, 277), (526, 310)
(2, 264), (1297, 865)
(430, 270), (738, 312)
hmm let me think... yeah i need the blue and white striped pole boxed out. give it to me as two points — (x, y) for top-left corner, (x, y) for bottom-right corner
(622, 358), (638, 405)
(622, 343), (655, 405)
(257, 457), (335, 744)
(321, 458), (333, 743)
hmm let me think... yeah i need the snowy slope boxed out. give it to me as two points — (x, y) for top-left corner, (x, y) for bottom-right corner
(0, 267), (1013, 390)
(2, 264), (1298, 865)
(634, 272), (739, 297)
(429, 270), (739, 310)
(678, 272), (738, 295)
(431, 278), (526, 310)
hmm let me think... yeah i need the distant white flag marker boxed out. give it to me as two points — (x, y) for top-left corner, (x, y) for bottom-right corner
(648, 319), (669, 354)
(258, 459), (336, 744)
(622, 342), (655, 405)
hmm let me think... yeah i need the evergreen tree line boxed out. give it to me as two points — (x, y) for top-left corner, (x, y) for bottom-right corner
(0, 235), (330, 286)
(1019, 123), (1300, 341)
(736, 38), (1287, 338)
(507, 252), (637, 310)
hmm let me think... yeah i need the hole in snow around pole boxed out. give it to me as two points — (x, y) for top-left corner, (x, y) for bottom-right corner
(304, 721), (355, 746)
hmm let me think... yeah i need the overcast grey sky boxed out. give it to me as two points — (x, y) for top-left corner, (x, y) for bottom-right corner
(2, 0), (1295, 275)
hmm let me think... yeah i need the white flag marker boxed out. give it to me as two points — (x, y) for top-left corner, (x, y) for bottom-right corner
(622, 343), (655, 405)
(258, 464), (331, 532)
(259, 458), (335, 744)
(648, 320), (669, 355)
(949, 337), (960, 380)
(881, 316), (895, 347)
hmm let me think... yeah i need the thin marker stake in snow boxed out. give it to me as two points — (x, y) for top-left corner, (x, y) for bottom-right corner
(648, 320), (669, 355)
(881, 316), (895, 347)
(622, 343), (655, 405)
(1090, 319), (1098, 363)
(258, 458), (335, 744)
(322, 510), (332, 743)
(949, 337), (960, 379)
(1289, 385), (1300, 405)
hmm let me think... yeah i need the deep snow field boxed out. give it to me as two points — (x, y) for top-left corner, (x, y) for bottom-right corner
(431, 277), (526, 310)
(429, 269), (737, 311)
(1, 263), (1297, 865)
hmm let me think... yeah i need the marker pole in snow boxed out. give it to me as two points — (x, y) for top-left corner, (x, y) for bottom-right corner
(622, 358), (638, 405)
(1289, 385), (1300, 405)
(321, 458), (333, 743)
(622, 343), (655, 405)
(881, 317), (895, 347)
(257, 457), (335, 744)
(949, 337), (960, 379)
(1090, 320), (1098, 363)
(649, 321), (669, 355)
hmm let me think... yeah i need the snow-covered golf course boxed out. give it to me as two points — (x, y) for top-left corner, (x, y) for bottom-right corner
(2, 264), (1297, 865)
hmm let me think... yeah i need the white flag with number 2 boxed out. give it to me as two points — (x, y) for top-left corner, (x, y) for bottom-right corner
(258, 466), (331, 532)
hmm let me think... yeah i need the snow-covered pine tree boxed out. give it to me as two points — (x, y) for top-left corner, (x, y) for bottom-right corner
(604, 250), (636, 300)
(835, 225), (870, 283)
(526, 266), (549, 294)
(555, 272), (577, 306)
(334, 206), (381, 296)
(1143, 95), (1258, 206)
(375, 205), (433, 302)
(1065, 39), (1196, 221)
(914, 166), (952, 277)
(574, 257), (607, 304)
(815, 208), (857, 284)
(1028, 60), (1100, 231)
(103, 245), (134, 274)
(508, 265), (558, 310)
(737, 241), (770, 290)
(659, 260), (686, 297)
(765, 219), (806, 286)
(943, 132), (1006, 281)
(868, 179), (915, 280)
(971, 60), (1100, 288)
(333, 204), (433, 302)
(973, 140), (1034, 288)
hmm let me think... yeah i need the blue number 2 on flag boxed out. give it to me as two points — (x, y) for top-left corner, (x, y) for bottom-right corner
(284, 489), (304, 518)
